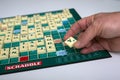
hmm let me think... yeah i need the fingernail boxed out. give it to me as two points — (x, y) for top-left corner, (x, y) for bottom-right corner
(64, 35), (67, 40)
(74, 41), (80, 48)
(64, 34), (69, 40)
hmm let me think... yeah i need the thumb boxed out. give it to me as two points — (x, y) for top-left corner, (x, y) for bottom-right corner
(74, 25), (97, 48)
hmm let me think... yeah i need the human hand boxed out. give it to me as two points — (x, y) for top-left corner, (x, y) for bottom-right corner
(64, 12), (120, 54)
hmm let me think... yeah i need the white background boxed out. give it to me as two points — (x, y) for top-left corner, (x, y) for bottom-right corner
(0, 0), (120, 80)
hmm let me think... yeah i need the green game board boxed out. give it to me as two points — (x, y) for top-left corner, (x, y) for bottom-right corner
(0, 8), (111, 75)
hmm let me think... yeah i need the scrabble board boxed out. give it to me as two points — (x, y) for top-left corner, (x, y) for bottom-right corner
(0, 8), (111, 75)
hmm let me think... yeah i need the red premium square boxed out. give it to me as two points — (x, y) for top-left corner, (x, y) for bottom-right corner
(20, 56), (29, 62)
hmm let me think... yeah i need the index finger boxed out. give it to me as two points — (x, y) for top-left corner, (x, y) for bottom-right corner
(64, 16), (93, 40)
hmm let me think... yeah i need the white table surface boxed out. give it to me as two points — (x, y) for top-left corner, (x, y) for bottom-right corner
(0, 0), (120, 80)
